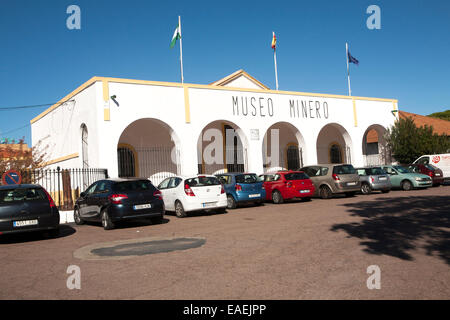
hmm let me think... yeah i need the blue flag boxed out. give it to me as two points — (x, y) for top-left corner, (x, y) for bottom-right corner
(348, 50), (359, 65)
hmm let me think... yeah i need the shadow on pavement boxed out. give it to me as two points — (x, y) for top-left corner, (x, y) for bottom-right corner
(0, 224), (76, 244)
(330, 195), (450, 265)
(82, 217), (170, 229)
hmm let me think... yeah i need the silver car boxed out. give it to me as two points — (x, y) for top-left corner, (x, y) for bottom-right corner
(356, 167), (392, 194)
(300, 164), (361, 199)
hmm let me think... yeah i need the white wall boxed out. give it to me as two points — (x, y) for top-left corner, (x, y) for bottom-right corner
(31, 79), (397, 177)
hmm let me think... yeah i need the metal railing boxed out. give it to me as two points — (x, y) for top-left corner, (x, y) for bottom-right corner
(0, 167), (108, 210)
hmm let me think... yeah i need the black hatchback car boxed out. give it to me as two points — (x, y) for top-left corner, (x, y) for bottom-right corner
(0, 184), (60, 237)
(74, 178), (165, 230)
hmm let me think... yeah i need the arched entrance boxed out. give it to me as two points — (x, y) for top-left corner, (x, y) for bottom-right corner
(362, 124), (390, 165)
(117, 118), (181, 185)
(197, 120), (248, 175)
(262, 122), (306, 172)
(316, 123), (353, 164)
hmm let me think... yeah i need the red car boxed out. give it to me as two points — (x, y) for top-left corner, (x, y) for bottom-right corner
(407, 163), (444, 186)
(259, 171), (315, 204)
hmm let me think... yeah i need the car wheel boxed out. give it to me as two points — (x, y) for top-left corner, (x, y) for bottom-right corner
(361, 183), (372, 195)
(401, 180), (413, 191)
(74, 208), (84, 225)
(227, 195), (237, 209)
(272, 190), (284, 204)
(101, 210), (115, 230)
(175, 201), (187, 218)
(319, 185), (332, 199)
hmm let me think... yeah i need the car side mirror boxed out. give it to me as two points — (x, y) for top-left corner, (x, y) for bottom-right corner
(80, 192), (86, 198)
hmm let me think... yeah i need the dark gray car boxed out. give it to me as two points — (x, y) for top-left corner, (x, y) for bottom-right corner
(300, 164), (361, 199)
(356, 167), (391, 194)
(0, 184), (60, 237)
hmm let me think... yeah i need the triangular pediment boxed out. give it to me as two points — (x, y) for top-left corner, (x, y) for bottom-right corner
(210, 69), (269, 90)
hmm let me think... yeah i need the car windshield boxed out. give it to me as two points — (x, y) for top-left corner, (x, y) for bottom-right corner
(425, 164), (438, 171)
(284, 172), (309, 180)
(367, 167), (386, 175)
(0, 188), (46, 204)
(393, 166), (410, 174)
(235, 174), (259, 184)
(185, 176), (220, 187)
(113, 180), (155, 192)
(332, 165), (356, 175)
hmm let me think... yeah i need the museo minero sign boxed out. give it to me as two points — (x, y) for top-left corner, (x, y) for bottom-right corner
(231, 95), (329, 119)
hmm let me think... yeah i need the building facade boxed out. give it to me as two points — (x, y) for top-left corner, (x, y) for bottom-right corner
(31, 70), (399, 185)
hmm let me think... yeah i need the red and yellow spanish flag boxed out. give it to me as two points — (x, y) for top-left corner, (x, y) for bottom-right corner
(271, 32), (276, 50)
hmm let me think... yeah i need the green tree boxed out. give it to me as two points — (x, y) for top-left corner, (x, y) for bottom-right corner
(385, 117), (450, 164)
(427, 110), (450, 121)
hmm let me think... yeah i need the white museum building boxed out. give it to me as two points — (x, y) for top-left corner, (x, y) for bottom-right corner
(31, 69), (399, 185)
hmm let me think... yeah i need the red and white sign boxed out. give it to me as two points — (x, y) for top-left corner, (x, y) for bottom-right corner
(432, 156), (441, 164)
(1, 170), (22, 185)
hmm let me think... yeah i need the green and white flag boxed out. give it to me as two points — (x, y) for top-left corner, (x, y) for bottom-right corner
(170, 24), (181, 48)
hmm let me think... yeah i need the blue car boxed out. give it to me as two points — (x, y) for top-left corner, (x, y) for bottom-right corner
(215, 173), (266, 209)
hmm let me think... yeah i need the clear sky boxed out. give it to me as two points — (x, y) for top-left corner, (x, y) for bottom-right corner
(1, 0), (449, 146)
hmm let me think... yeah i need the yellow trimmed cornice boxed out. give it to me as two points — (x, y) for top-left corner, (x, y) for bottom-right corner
(30, 76), (398, 125)
(43, 153), (79, 166)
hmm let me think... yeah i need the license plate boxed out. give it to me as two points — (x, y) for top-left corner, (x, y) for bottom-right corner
(13, 220), (38, 227)
(435, 173), (441, 176)
(202, 202), (216, 208)
(379, 177), (387, 180)
(347, 182), (357, 186)
(248, 194), (260, 198)
(300, 190), (310, 193)
(134, 204), (151, 210)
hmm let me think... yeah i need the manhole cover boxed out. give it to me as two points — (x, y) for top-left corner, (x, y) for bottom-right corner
(74, 237), (206, 261)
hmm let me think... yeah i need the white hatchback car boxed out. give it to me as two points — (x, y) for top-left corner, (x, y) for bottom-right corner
(157, 175), (227, 217)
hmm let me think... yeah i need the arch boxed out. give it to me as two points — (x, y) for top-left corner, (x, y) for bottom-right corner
(316, 123), (353, 164)
(262, 121), (306, 172)
(117, 118), (181, 185)
(196, 120), (249, 174)
(362, 124), (390, 166)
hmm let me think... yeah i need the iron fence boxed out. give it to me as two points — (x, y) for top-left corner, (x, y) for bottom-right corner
(0, 167), (108, 210)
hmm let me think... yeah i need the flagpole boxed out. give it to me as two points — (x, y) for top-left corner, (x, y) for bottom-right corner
(346, 42), (351, 96)
(274, 50), (279, 90)
(178, 15), (184, 84)
(273, 32), (279, 90)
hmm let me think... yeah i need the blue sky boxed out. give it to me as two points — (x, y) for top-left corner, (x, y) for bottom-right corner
(1, 0), (449, 145)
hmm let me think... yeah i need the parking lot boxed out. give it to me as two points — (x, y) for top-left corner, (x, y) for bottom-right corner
(0, 186), (449, 300)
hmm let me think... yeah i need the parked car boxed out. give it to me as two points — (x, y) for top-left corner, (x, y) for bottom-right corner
(300, 164), (360, 199)
(215, 173), (265, 209)
(355, 167), (391, 194)
(0, 184), (60, 237)
(158, 175), (227, 217)
(413, 153), (450, 182)
(407, 163), (444, 187)
(258, 170), (315, 204)
(380, 165), (432, 191)
(74, 178), (165, 230)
